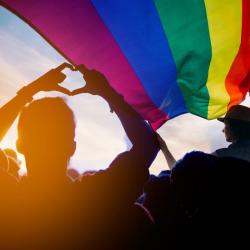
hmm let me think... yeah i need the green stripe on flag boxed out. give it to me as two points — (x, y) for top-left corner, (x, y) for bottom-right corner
(154, 0), (212, 118)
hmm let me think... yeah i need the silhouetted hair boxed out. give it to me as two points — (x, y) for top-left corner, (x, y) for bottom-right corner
(18, 97), (75, 153)
(171, 151), (216, 187)
(170, 151), (217, 209)
(226, 119), (250, 140)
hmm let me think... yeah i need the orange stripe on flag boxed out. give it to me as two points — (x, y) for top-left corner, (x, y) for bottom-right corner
(226, 0), (250, 109)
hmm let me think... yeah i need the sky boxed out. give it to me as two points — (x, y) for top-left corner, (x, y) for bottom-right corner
(0, 7), (249, 175)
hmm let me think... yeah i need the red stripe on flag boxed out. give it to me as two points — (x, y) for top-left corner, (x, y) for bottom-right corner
(225, 0), (250, 109)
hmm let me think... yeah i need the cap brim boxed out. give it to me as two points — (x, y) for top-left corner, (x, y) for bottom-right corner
(217, 117), (225, 123)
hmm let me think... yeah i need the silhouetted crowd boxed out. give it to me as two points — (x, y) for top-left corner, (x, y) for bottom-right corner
(0, 63), (250, 249)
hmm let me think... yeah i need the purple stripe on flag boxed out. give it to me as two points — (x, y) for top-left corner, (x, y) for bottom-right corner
(1, 0), (168, 129)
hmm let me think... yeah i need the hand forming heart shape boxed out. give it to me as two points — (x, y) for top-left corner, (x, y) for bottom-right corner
(36, 62), (112, 97)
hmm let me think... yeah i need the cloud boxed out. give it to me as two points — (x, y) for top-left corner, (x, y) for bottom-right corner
(68, 95), (127, 172)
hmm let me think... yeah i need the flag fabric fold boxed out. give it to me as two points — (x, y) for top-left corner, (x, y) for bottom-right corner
(1, 0), (249, 129)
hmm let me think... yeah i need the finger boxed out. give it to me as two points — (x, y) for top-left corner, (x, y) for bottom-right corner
(56, 73), (67, 83)
(55, 62), (75, 72)
(46, 71), (66, 83)
(54, 85), (71, 95)
(37, 69), (63, 83)
(71, 87), (87, 96)
(75, 64), (89, 74)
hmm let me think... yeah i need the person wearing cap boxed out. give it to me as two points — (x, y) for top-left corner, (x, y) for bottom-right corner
(212, 105), (250, 162)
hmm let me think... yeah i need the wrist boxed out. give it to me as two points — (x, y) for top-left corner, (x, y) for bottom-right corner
(16, 81), (40, 102)
(101, 89), (125, 113)
(98, 85), (118, 100)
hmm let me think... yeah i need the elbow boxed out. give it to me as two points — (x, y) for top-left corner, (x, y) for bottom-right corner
(132, 133), (160, 166)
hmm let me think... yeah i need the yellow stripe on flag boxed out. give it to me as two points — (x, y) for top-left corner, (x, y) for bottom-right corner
(204, 0), (242, 119)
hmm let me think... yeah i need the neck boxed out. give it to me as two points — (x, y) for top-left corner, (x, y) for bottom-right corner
(231, 137), (240, 144)
(25, 157), (69, 182)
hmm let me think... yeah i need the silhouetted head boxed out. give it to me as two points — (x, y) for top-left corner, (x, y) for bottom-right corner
(171, 151), (216, 213)
(223, 119), (250, 142)
(16, 97), (76, 178)
(218, 105), (250, 142)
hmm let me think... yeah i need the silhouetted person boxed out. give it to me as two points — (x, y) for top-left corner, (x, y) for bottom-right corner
(155, 105), (250, 169)
(0, 63), (73, 249)
(142, 150), (217, 249)
(0, 63), (159, 249)
(213, 105), (250, 162)
(144, 149), (250, 249)
(173, 156), (250, 249)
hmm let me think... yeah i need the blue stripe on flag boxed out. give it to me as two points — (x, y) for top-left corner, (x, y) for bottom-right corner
(92, 0), (187, 117)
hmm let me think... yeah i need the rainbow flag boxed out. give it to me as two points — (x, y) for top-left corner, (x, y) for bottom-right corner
(1, 0), (249, 129)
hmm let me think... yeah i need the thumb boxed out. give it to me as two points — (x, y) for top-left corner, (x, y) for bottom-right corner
(45, 70), (66, 83)
(75, 64), (89, 74)
(55, 72), (67, 83)
(71, 87), (88, 96)
(54, 85), (71, 95)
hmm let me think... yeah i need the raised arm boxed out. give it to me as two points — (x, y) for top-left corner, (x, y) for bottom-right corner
(0, 63), (73, 142)
(73, 66), (160, 206)
(156, 133), (176, 170)
(73, 66), (159, 167)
